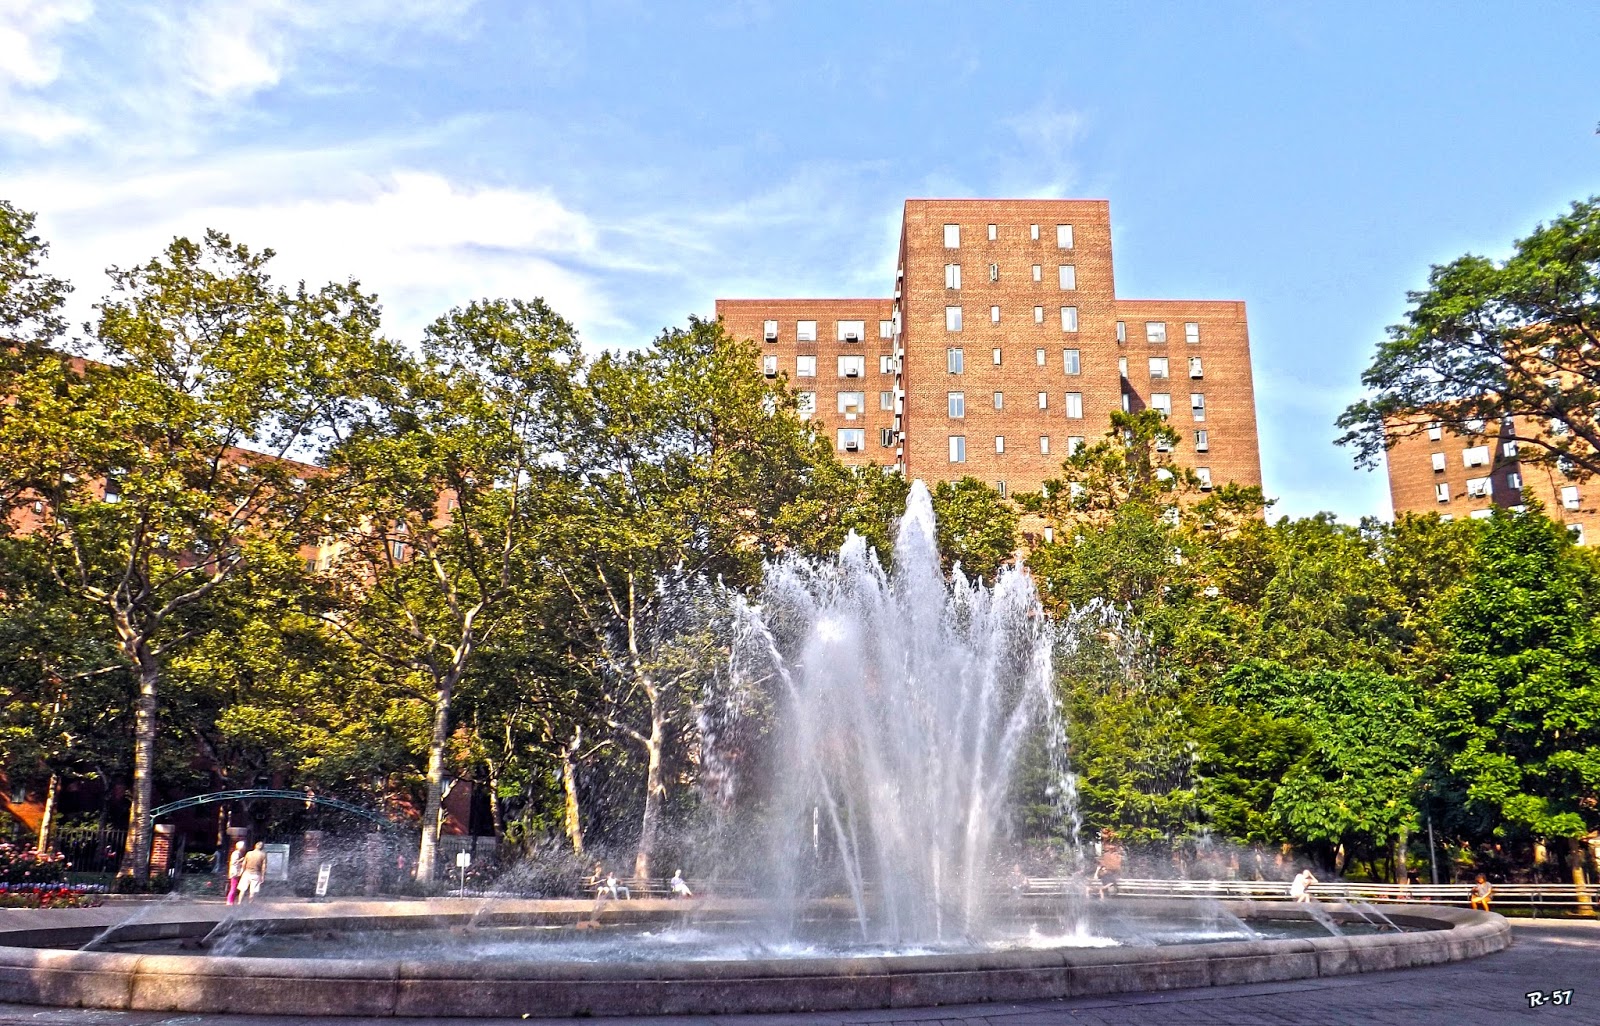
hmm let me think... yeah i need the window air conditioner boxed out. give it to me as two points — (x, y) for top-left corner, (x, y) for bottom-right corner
(846, 368), (860, 377)
(764, 331), (777, 341)
(845, 440), (860, 451)
(845, 332), (859, 342)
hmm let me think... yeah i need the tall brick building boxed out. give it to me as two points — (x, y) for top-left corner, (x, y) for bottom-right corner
(717, 199), (1262, 495)
(1384, 415), (1600, 544)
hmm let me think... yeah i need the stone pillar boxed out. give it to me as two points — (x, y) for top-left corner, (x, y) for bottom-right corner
(363, 833), (385, 896)
(151, 824), (175, 876)
(301, 830), (324, 868)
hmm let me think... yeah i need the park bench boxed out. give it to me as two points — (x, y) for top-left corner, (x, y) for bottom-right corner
(1018, 876), (1597, 914)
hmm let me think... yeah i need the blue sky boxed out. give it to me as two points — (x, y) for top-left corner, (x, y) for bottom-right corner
(3, 2), (1597, 521)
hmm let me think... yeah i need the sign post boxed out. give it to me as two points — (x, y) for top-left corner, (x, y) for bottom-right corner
(455, 850), (471, 894)
(314, 862), (333, 899)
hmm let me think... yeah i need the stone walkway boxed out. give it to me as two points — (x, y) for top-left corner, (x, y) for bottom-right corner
(0, 919), (1588, 1025)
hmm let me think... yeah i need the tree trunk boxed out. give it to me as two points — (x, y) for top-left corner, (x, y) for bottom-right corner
(562, 730), (584, 856)
(415, 677), (456, 883)
(35, 773), (59, 856)
(1570, 837), (1594, 917)
(633, 698), (667, 879)
(121, 657), (159, 880)
(1394, 827), (1408, 884)
(485, 761), (504, 842)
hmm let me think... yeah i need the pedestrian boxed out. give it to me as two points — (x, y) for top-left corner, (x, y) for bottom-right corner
(225, 841), (246, 905)
(1469, 874), (1494, 911)
(1289, 868), (1318, 903)
(238, 842), (268, 903)
(670, 869), (693, 898)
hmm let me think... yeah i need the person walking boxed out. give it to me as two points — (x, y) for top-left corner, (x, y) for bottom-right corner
(238, 842), (268, 903)
(225, 841), (247, 905)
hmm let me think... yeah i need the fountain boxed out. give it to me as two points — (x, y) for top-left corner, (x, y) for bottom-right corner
(0, 484), (1509, 1016)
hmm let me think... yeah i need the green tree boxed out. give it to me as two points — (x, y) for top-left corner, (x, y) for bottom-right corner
(930, 477), (1018, 581)
(551, 316), (832, 877)
(0, 200), (71, 347)
(0, 232), (389, 878)
(1432, 507), (1600, 852)
(322, 298), (582, 881)
(1338, 196), (1600, 478)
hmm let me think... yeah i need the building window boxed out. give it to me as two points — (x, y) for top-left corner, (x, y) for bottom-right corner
(1122, 392), (1131, 412)
(879, 319), (895, 339)
(1030, 223), (1039, 241)
(1038, 392), (1049, 410)
(993, 391), (1004, 410)
(837, 319), (865, 342)
(763, 319), (778, 341)
(990, 305), (1000, 324)
(1116, 320), (1126, 343)
(1502, 440), (1519, 458)
(1196, 467), (1213, 491)
(837, 391), (865, 414)
(1440, 513), (1454, 522)
(1145, 321), (1167, 343)
(796, 355), (816, 377)
(949, 435), (967, 462)
(1552, 417), (1569, 436)
(1562, 485), (1581, 510)
(948, 392), (965, 418)
(1151, 392), (1172, 417)
(1033, 306), (1044, 324)
(1431, 452), (1446, 473)
(838, 355), (865, 377)
(1507, 471), (1522, 491)
(947, 348), (964, 374)
(839, 428), (865, 452)
(1427, 421), (1442, 441)
(1190, 393), (1206, 421)
(987, 223), (997, 241)
(1185, 322), (1200, 344)
(797, 320), (817, 342)
(762, 354), (778, 377)
(1465, 417), (1486, 433)
(1470, 509), (1493, 521)
(1068, 435), (1085, 455)
(1058, 265), (1076, 290)
(1435, 482), (1450, 503)
(1194, 429), (1209, 452)
(995, 435), (1006, 454)
(1156, 432), (1172, 453)
(1032, 264), (1042, 282)
(880, 391), (895, 411)
(1560, 455), (1576, 475)
(944, 224), (960, 248)
(1063, 349), (1080, 375)
(989, 263), (999, 283)
(880, 427), (896, 448)
(1189, 356), (1203, 378)
(1118, 357), (1128, 377)
(1463, 445), (1490, 468)
(992, 347), (1002, 365)
(996, 480), (1006, 497)
(1060, 306), (1078, 332)
(945, 263), (961, 289)
(1035, 347), (1046, 366)
(880, 354), (897, 373)
(1044, 526), (1055, 543)
(946, 306), (963, 331)
(1057, 224), (1074, 249)
(797, 392), (816, 416)
(1149, 357), (1169, 379)
(1039, 436), (1051, 455)
(1572, 523), (1587, 545)
(1065, 392), (1084, 419)
(1466, 476), (1491, 498)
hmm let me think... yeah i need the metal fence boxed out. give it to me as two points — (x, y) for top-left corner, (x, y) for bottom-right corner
(1023, 876), (1598, 913)
(53, 825), (126, 876)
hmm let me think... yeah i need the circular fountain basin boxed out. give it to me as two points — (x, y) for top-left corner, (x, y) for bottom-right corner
(0, 898), (1509, 1017)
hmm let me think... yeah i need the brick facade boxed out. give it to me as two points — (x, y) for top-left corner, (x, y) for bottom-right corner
(718, 199), (1263, 495)
(1386, 416), (1600, 544)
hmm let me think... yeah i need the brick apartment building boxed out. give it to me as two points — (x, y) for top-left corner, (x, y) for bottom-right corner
(1385, 414), (1600, 544)
(717, 199), (1263, 496)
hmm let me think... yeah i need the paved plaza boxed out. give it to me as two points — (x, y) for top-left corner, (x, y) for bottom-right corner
(0, 918), (1587, 1026)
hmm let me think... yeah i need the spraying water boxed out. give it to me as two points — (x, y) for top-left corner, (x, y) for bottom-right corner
(720, 481), (1070, 944)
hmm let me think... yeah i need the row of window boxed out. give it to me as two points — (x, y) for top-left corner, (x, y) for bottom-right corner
(943, 223), (1074, 248)
(1127, 356), (1204, 379)
(944, 263), (1078, 289)
(943, 305), (1083, 332)
(762, 319), (895, 342)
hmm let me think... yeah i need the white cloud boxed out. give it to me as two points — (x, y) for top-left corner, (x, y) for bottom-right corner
(999, 101), (1088, 197)
(0, 0), (95, 144)
(8, 152), (619, 347)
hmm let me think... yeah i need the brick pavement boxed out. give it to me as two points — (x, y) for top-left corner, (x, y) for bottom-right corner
(0, 919), (1588, 1026)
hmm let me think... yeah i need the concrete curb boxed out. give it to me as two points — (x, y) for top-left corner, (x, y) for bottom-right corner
(0, 898), (1510, 1017)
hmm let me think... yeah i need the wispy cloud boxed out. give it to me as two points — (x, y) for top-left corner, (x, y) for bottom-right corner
(997, 100), (1088, 197)
(0, 0), (96, 144)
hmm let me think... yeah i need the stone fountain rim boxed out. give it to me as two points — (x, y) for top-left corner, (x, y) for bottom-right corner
(0, 897), (1510, 1017)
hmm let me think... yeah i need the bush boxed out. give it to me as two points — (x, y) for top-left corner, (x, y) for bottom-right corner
(0, 843), (68, 885)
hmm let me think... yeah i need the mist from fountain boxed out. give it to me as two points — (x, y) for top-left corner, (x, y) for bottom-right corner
(717, 481), (1072, 944)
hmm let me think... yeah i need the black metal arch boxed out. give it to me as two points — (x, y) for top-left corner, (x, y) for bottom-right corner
(149, 789), (397, 828)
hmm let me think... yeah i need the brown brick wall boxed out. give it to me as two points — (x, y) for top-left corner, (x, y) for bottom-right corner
(716, 298), (897, 468)
(1386, 416), (1600, 544)
(716, 198), (1262, 497)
